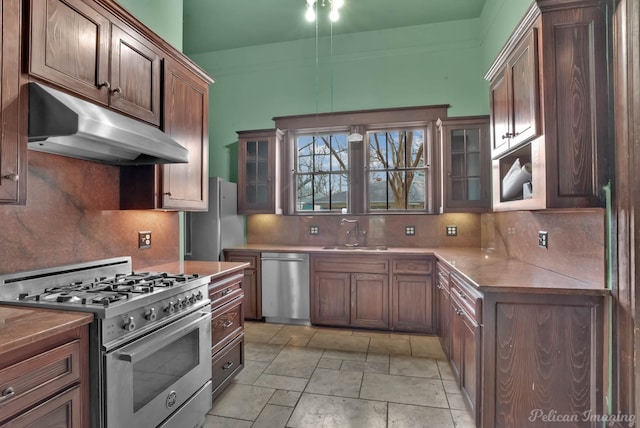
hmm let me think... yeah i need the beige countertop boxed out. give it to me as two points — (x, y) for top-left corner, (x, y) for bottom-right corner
(0, 306), (93, 355)
(225, 245), (607, 294)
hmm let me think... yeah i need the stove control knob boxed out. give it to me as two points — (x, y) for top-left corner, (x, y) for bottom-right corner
(123, 316), (136, 331)
(189, 293), (197, 304)
(196, 291), (203, 301)
(145, 308), (157, 321)
(176, 298), (184, 310)
(164, 302), (175, 314)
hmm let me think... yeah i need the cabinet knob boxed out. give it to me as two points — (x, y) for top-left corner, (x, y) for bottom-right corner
(99, 81), (111, 90)
(163, 192), (172, 196)
(0, 386), (15, 403)
(111, 87), (122, 95)
(2, 173), (18, 181)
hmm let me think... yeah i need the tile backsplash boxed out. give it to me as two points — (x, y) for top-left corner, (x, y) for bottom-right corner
(247, 213), (482, 248)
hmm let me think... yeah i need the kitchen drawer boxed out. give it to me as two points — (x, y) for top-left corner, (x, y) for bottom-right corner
(211, 296), (244, 354)
(211, 333), (244, 400)
(2, 384), (81, 428)
(224, 252), (258, 269)
(392, 257), (433, 275)
(209, 272), (244, 309)
(313, 256), (389, 273)
(0, 340), (81, 422)
(450, 274), (482, 323)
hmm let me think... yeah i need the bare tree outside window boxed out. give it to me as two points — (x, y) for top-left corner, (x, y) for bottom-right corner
(293, 128), (428, 213)
(368, 130), (426, 210)
(296, 133), (348, 211)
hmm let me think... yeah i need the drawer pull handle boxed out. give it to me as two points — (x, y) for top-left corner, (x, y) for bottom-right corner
(0, 387), (15, 403)
(222, 361), (234, 370)
(222, 288), (233, 296)
(457, 290), (467, 299)
(222, 320), (233, 328)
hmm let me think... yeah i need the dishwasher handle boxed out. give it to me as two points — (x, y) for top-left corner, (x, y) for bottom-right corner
(261, 257), (307, 262)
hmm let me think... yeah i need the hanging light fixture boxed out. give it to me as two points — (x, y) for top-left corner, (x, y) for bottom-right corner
(305, 0), (344, 22)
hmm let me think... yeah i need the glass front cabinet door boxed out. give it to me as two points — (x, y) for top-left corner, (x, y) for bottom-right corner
(237, 129), (281, 214)
(437, 117), (490, 213)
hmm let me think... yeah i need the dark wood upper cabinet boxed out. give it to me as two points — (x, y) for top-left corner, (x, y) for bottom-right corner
(161, 58), (209, 210)
(0, 0), (26, 204)
(489, 28), (539, 158)
(237, 129), (281, 214)
(108, 24), (161, 125)
(437, 116), (490, 213)
(120, 59), (210, 211)
(29, 0), (161, 125)
(486, 0), (609, 211)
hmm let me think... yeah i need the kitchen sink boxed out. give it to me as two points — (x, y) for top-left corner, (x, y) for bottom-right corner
(322, 245), (388, 251)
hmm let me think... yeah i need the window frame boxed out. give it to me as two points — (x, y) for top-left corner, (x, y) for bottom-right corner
(274, 105), (449, 215)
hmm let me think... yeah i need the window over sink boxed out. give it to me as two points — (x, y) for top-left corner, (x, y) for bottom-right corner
(276, 105), (446, 215)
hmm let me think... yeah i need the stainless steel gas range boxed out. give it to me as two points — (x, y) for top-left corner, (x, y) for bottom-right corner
(0, 257), (213, 428)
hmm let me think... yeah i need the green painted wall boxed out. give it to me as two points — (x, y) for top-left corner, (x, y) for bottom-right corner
(190, 20), (483, 182)
(116, 0), (184, 51)
(187, 0), (532, 183)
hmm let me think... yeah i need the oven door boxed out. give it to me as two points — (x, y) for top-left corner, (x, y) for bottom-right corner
(104, 305), (212, 428)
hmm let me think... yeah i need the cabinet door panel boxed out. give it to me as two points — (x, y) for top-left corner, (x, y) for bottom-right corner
(162, 60), (209, 210)
(509, 28), (539, 147)
(461, 314), (480, 420)
(489, 73), (511, 156)
(313, 272), (351, 326)
(30, 0), (110, 103)
(109, 25), (161, 125)
(392, 274), (433, 332)
(351, 273), (389, 329)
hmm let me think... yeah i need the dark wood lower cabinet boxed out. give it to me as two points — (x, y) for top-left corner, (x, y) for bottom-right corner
(311, 255), (433, 332)
(223, 251), (261, 320)
(208, 271), (245, 401)
(481, 292), (607, 428)
(351, 273), (389, 329)
(0, 322), (90, 428)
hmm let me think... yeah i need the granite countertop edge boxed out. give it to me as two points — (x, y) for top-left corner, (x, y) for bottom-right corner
(223, 244), (608, 295)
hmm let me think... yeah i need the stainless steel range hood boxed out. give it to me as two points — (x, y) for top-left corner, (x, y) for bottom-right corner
(27, 83), (189, 165)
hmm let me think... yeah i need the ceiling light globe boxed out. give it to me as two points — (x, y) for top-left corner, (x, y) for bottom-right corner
(333, 0), (344, 8)
(329, 8), (339, 21)
(305, 6), (316, 22)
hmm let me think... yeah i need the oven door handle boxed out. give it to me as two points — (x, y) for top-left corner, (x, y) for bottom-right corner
(117, 309), (210, 363)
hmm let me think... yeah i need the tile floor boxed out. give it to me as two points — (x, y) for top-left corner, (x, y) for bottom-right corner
(205, 322), (476, 428)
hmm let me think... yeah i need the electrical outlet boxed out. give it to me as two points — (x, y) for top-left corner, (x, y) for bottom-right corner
(405, 226), (416, 236)
(446, 225), (458, 237)
(538, 231), (548, 249)
(139, 231), (151, 249)
(309, 226), (319, 235)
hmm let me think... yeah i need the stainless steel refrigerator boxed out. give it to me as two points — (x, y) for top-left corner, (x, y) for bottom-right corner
(186, 177), (245, 261)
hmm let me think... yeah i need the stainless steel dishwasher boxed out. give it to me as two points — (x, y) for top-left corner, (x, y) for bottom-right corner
(261, 252), (310, 325)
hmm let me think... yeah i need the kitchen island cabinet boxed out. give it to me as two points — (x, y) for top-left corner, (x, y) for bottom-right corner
(0, 306), (92, 428)
(223, 250), (262, 320)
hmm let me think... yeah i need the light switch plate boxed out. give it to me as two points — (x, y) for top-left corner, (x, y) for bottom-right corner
(309, 226), (319, 235)
(405, 226), (416, 236)
(446, 225), (458, 236)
